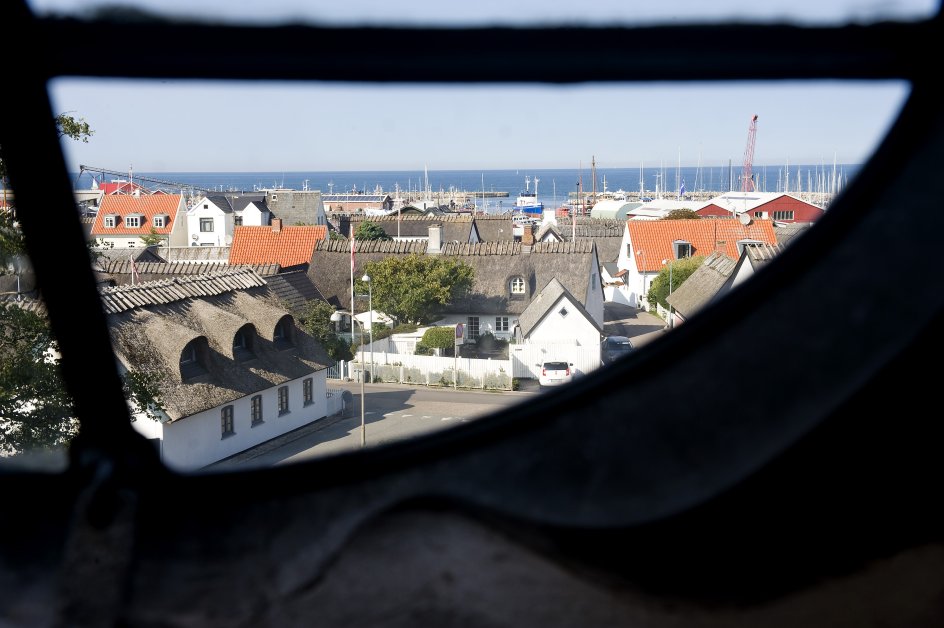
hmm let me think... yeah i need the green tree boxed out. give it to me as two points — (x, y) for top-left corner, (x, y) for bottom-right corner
(0, 303), (77, 455)
(0, 113), (93, 181)
(354, 221), (391, 241)
(140, 228), (166, 247)
(297, 299), (354, 361)
(663, 209), (700, 220)
(647, 255), (705, 310)
(362, 254), (474, 324)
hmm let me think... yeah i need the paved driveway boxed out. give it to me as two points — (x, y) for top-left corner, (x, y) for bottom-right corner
(603, 302), (666, 348)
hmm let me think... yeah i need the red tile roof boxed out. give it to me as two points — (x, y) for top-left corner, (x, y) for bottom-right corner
(628, 218), (777, 272)
(91, 194), (183, 236)
(229, 225), (327, 267)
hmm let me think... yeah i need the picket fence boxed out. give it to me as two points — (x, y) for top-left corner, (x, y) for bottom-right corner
(325, 338), (602, 390)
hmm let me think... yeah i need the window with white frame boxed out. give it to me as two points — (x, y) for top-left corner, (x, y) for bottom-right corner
(200, 218), (214, 232)
(495, 316), (509, 332)
(509, 277), (525, 296)
(153, 215), (166, 228)
(125, 216), (141, 228)
(773, 210), (795, 221)
(467, 316), (480, 340)
(104, 215), (116, 228)
(278, 386), (289, 415)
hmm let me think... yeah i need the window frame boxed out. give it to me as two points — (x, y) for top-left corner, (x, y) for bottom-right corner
(278, 385), (289, 416)
(199, 217), (214, 232)
(2, 7), (939, 619)
(221, 405), (235, 438)
(250, 394), (263, 426)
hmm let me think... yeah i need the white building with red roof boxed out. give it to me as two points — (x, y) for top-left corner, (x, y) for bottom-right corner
(89, 193), (188, 249)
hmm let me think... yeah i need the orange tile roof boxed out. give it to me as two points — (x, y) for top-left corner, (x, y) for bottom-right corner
(628, 218), (777, 272)
(91, 194), (183, 236)
(229, 225), (327, 267)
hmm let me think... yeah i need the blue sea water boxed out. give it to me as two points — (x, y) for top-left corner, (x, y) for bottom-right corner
(73, 163), (862, 205)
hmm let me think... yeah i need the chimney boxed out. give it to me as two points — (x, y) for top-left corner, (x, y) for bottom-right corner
(542, 207), (557, 226)
(428, 223), (442, 254)
(521, 223), (535, 246)
(271, 217), (282, 233)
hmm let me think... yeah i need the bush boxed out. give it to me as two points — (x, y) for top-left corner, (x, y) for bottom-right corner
(422, 326), (457, 351)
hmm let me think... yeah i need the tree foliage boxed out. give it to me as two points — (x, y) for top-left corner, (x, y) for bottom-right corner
(139, 228), (166, 247)
(421, 326), (457, 350)
(363, 254), (474, 324)
(0, 303), (77, 455)
(354, 221), (391, 241)
(297, 299), (354, 361)
(663, 209), (700, 220)
(0, 113), (93, 181)
(647, 255), (705, 310)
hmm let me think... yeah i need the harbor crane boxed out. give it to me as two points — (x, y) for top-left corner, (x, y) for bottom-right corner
(741, 114), (758, 192)
(76, 164), (212, 194)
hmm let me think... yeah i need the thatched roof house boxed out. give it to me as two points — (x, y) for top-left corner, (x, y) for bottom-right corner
(308, 238), (603, 323)
(104, 267), (332, 422)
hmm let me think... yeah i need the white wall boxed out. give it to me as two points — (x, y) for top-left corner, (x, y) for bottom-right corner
(239, 202), (269, 227)
(187, 199), (228, 247)
(526, 295), (602, 348)
(94, 236), (148, 249)
(156, 371), (328, 472)
(509, 343), (601, 378)
(434, 313), (516, 341)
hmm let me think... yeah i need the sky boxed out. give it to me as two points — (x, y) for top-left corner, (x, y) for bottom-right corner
(32, 0), (936, 173)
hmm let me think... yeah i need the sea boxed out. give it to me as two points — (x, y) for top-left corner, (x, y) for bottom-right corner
(73, 163), (862, 207)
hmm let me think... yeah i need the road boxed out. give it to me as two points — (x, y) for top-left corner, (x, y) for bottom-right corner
(207, 303), (669, 472)
(207, 382), (535, 470)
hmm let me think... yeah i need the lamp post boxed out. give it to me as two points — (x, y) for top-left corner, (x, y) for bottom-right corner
(361, 273), (373, 384)
(330, 310), (366, 447)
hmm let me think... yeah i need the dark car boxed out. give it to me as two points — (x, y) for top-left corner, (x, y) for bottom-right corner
(601, 335), (635, 365)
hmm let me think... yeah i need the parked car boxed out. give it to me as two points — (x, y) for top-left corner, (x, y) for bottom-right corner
(601, 336), (635, 366)
(537, 360), (574, 388)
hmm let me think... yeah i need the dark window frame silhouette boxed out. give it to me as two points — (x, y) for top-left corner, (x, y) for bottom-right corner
(1, 1), (943, 625)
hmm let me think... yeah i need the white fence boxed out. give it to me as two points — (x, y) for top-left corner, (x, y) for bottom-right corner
(331, 351), (514, 390)
(325, 338), (602, 389)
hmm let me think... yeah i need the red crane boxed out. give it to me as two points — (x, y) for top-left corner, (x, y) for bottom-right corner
(741, 114), (758, 192)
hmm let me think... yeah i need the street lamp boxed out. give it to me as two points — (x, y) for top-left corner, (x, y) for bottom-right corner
(361, 273), (373, 384)
(330, 309), (366, 447)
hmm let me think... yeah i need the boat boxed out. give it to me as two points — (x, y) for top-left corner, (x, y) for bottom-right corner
(513, 175), (545, 217)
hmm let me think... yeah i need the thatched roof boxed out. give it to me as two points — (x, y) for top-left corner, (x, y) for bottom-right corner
(345, 214), (475, 242)
(665, 251), (736, 319)
(309, 238), (598, 317)
(472, 214), (516, 242)
(106, 267), (332, 422)
(560, 218), (626, 264)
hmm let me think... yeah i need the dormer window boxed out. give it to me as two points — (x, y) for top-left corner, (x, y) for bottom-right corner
(180, 338), (208, 379)
(103, 214), (117, 228)
(125, 215), (141, 228)
(673, 241), (693, 259)
(153, 214), (167, 228)
(233, 325), (256, 361)
(273, 316), (294, 350)
(509, 276), (526, 296)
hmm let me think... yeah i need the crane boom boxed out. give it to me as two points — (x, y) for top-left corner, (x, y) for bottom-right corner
(77, 164), (212, 193)
(741, 114), (758, 193)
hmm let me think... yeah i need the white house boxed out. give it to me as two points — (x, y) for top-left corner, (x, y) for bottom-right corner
(187, 193), (270, 247)
(104, 267), (334, 471)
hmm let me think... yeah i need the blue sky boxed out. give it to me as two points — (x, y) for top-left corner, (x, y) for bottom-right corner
(34, 1), (934, 172)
